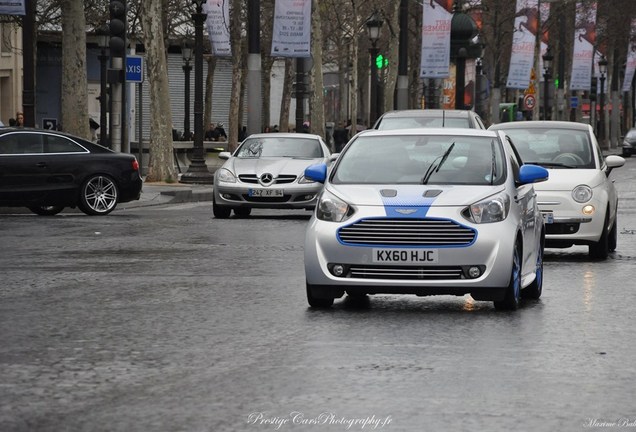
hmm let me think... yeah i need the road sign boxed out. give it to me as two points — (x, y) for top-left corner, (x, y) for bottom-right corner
(42, 118), (58, 130)
(570, 96), (579, 108)
(523, 94), (536, 111)
(126, 55), (144, 83)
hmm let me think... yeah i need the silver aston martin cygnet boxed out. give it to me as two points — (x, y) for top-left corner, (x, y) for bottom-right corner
(303, 128), (549, 311)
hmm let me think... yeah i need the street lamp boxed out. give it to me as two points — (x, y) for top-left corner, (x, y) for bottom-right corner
(180, 0), (214, 184)
(182, 42), (192, 141)
(366, 11), (383, 126)
(542, 45), (553, 120)
(599, 55), (608, 148)
(97, 24), (110, 147)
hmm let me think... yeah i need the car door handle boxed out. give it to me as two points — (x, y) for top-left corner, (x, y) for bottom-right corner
(35, 162), (47, 168)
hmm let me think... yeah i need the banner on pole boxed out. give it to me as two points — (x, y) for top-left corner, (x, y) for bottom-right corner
(0, 0), (25, 15)
(204, 0), (232, 57)
(570, 2), (597, 91)
(271, 0), (312, 58)
(420, 0), (453, 79)
(622, 19), (636, 92)
(506, 0), (539, 89)
(538, 2), (550, 76)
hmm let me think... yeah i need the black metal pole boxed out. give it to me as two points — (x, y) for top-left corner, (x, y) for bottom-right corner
(21, 0), (36, 127)
(295, 58), (305, 132)
(543, 71), (550, 120)
(99, 49), (109, 147)
(369, 45), (379, 126)
(183, 60), (192, 140)
(455, 48), (466, 110)
(600, 74), (606, 146)
(180, 1), (214, 184)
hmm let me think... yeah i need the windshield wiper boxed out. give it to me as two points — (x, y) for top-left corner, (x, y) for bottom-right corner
(530, 161), (576, 169)
(490, 139), (496, 185)
(422, 142), (455, 184)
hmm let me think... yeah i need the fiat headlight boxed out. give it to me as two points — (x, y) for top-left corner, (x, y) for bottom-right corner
(463, 193), (510, 224)
(572, 185), (592, 203)
(217, 168), (236, 183)
(316, 191), (354, 222)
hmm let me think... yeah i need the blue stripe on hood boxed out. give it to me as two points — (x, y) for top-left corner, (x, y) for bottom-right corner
(381, 190), (437, 218)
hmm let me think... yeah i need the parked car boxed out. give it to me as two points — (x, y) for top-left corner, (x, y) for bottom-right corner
(489, 121), (625, 259)
(622, 128), (636, 157)
(0, 127), (142, 216)
(213, 133), (331, 218)
(303, 128), (549, 310)
(372, 109), (487, 130)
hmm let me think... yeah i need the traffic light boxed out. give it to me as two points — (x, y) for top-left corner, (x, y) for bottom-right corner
(375, 54), (389, 69)
(109, 0), (126, 57)
(590, 77), (598, 102)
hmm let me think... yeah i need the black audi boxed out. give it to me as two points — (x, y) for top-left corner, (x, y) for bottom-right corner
(0, 128), (142, 216)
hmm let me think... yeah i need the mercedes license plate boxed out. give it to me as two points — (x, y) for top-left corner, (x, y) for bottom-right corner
(542, 211), (554, 224)
(372, 248), (438, 264)
(249, 189), (283, 197)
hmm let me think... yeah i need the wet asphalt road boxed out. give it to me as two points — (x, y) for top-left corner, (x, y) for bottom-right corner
(2, 158), (636, 432)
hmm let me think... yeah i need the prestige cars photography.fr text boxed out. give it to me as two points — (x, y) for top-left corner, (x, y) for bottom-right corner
(247, 412), (393, 430)
(584, 418), (636, 428)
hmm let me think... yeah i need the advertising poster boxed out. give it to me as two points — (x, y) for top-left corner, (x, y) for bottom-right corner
(506, 0), (539, 89)
(420, 0), (453, 79)
(622, 19), (636, 92)
(204, 0), (232, 57)
(570, 2), (597, 91)
(539, 1), (550, 76)
(271, 0), (312, 58)
(0, 0), (25, 15)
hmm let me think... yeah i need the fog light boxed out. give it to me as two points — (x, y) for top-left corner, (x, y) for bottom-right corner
(332, 264), (345, 277)
(468, 266), (481, 279)
(582, 205), (595, 215)
(304, 194), (315, 200)
(222, 193), (232, 199)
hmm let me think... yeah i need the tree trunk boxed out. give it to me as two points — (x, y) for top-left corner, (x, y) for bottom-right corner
(383, 0), (401, 114)
(227, 0), (245, 152)
(310, 0), (326, 141)
(140, 0), (176, 182)
(349, 1), (359, 134)
(204, 55), (217, 128)
(60, 0), (90, 139)
(279, 58), (294, 132)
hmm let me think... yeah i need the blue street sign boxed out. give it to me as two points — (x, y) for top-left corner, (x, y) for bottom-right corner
(570, 96), (578, 108)
(126, 55), (144, 83)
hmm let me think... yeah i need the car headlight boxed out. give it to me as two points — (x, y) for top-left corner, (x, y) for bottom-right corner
(316, 190), (354, 222)
(572, 185), (592, 203)
(463, 193), (510, 224)
(217, 168), (236, 183)
(298, 175), (315, 184)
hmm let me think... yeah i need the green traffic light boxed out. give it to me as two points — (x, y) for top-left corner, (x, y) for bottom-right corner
(375, 54), (388, 69)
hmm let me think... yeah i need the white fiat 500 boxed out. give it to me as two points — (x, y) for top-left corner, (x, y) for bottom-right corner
(490, 121), (625, 259)
(303, 129), (549, 310)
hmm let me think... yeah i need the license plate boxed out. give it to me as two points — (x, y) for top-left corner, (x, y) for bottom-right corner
(248, 189), (283, 197)
(542, 211), (554, 224)
(372, 248), (438, 263)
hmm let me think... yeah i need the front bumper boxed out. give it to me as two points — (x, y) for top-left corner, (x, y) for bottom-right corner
(214, 181), (321, 209)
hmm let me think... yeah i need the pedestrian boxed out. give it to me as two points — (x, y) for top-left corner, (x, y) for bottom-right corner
(9, 118), (16, 127)
(238, 125), (247, 142)
(214, 122), (227, 141)
(333, 121), (349, 152)
(205, 122), (219, 141)
(15, 111), (24, 127)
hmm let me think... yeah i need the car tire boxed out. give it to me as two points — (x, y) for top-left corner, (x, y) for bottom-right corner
(306, 281), (334, 308)
(589, 212), (610, 260)
(522, 238), (543, 300)
(234, 207), (252, 218)
(608, 215), (617, 252)
(213, 198), (231, 219)
(78, 175), (119, 216)
(494, 241), (522, 311)
(28, 206), (64, 216)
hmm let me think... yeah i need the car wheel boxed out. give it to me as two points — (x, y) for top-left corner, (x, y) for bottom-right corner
(494, 241), (522, 311)
(28, 206), (64, 216)
(234, 207), (252, 218)
(522, 239), (543, 300)
(78, 175), (118, 216)
(589, 212), (610, 260)
(213, 198), (231, 219)
(608, 215), (617, 252)
(306, 281), (334, 308)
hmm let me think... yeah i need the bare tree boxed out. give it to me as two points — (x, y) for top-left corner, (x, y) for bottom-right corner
(227, 0), (246, 152)
(279, 58), (294, 131)
(60, 0), (90, 138)
(139, 0), (176, 182)
(310, 0), (326, 140)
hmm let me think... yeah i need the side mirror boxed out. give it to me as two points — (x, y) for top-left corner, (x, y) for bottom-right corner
(605, 155), (625, 176)
(518, 164), (549, 184)
(304, 163), (327, 183)
(218, 151), (231, 160)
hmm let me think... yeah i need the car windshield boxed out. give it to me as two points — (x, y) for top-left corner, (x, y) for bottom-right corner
(236, 137), (323, 158)
(332, 134), (506, 185)
(504, 128), (595, 168)
(377, 117), (469, 130)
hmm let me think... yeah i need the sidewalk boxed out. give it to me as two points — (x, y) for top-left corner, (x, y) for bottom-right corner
(117, 175), (215, 210)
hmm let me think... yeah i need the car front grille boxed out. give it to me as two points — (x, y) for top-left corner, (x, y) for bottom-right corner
(238, 174), (297, 184)
(242, 195), (292, 203)
(349, 265), (464, 280)
(338, 218), (476, 247)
